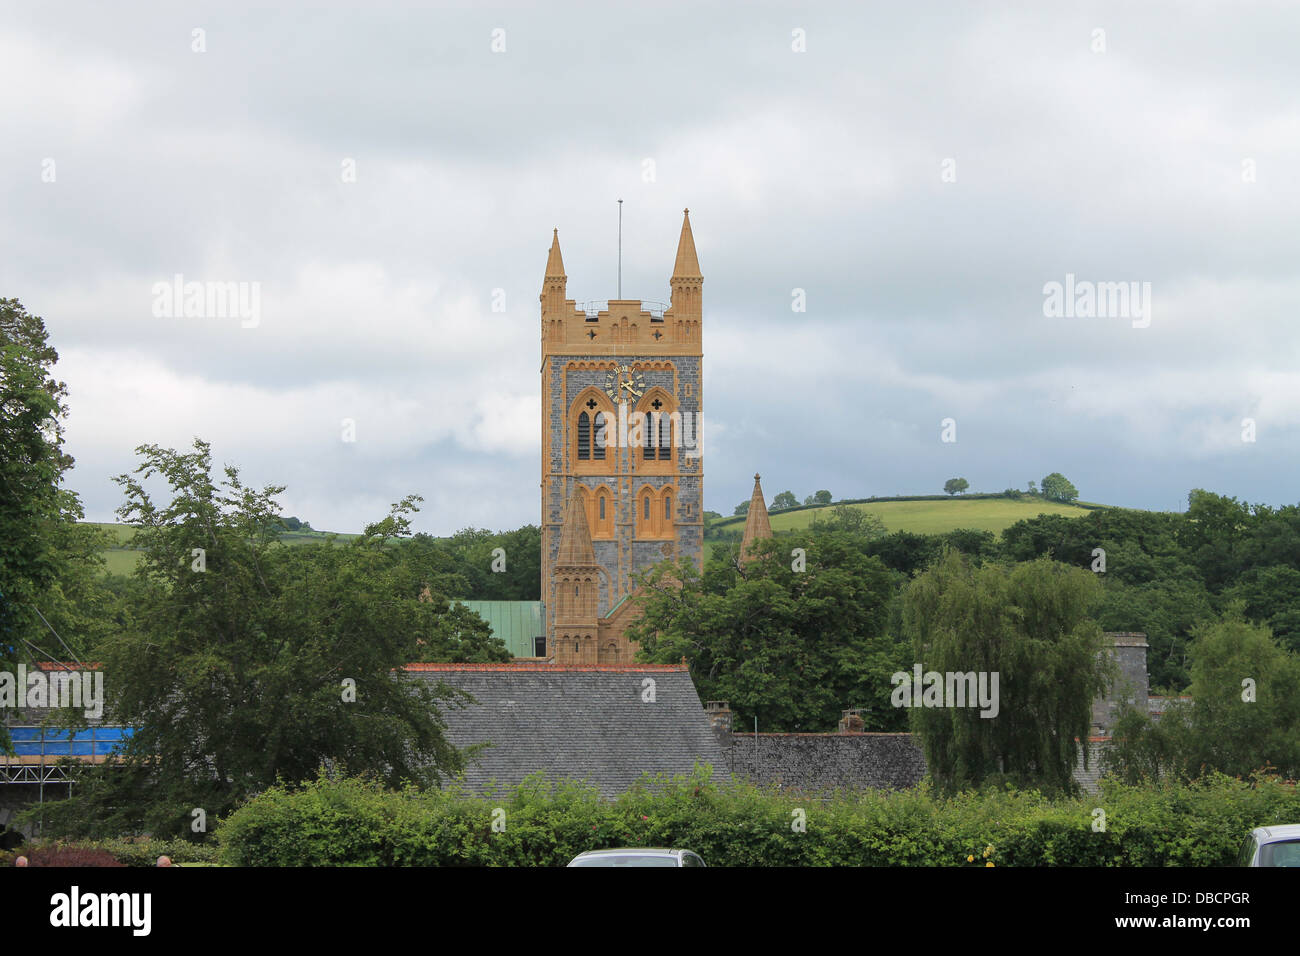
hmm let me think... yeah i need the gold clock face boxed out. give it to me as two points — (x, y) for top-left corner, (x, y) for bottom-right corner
(604, 364), (646, 402)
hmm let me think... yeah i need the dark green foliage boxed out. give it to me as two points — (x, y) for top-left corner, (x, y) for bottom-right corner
(770, 491), (798, 512)
(809, 503), (886, 539)
(409, 525), (541, 601)
(1040, 473), (1079, 503)
(865, 531), (939, 577)
(26, 440), (478, 839)
(902, 552), (1111, 795)
(630, 530), (908, 732)
(0, 300), (119, 751)
(941, 528), (997, 561)
(943, 478), (969, 496)
(1105, 609), (1300, 782)
(216, 768), (1300, 867)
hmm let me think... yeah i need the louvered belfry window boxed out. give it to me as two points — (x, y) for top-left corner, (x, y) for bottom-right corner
(657, 412), (671, 459)
(577, 412), (591, 460)
(593, 412), (606, 460)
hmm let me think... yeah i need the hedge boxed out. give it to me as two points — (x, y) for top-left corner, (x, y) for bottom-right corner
(1, 837), (220, 867)
(215, 767), (1298, 867)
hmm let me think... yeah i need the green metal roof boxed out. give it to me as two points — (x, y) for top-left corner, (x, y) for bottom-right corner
(458, 601), (546, 658)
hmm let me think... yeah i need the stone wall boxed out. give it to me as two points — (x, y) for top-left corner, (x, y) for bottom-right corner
(719, 730), (1120, 794)
(720, 732), (926, 791)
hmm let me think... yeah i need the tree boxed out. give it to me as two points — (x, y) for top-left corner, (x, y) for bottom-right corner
(0, 299), (114, 750)
(902, 551), (1110, 794)
(771, 491), (798, 512)
(29, 440), (473, 838)
(733, 501), (750, 516)
(1040, 472), (1079, 503)
(813, 490), (832, 506)
(810, 503), (885, 539)
(629, 530), (907, 732)
(1178, 489), (1252, 592)
(1, 300), (73, 647)
(866, 531), (938, 578)
(1106, 607), (1300, 783)
(943, 478), (969, 496)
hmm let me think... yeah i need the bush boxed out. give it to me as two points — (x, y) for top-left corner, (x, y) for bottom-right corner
(215, 767), (1299, 867)
(1, 837), (219, 867)
(11, 844), (125, 867)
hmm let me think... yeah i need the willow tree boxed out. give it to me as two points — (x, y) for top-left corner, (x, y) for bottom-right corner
(902, 550), (1110, 794)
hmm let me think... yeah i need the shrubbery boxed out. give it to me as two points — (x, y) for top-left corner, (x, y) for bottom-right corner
(1, 837), (220, 867)
(215, 767), (1298, 867)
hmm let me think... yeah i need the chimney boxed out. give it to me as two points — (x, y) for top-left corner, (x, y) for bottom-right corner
(838, 708), (865, 734)
(1092, 632), (1150, 736)
(704, 700), (732, 737)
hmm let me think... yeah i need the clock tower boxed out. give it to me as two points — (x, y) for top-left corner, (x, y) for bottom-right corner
(540, 210), (704, 664)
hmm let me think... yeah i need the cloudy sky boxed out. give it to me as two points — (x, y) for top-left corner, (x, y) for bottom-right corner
(4, 1), (1298, 534)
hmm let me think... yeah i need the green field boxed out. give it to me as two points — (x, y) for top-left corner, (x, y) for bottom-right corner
(708, 496), (1098, 538)
(87, 497), (1100, 573)
(86, 522), (358, 575)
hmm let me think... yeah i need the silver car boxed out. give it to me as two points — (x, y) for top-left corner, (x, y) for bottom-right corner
(567, 848), (706, 867)
(1237, 824), (1300, 866)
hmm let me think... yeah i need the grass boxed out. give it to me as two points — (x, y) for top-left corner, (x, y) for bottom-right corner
(85, 522), (359, 575)
(707, 495), (1097, 538)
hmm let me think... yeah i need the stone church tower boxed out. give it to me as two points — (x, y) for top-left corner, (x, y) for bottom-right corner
(540, 210), (704, 663)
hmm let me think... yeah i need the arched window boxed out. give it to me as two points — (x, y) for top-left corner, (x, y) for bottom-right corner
(636, 391), (676, 468)
(573, 394), (615, 472)
(593, 412), (607, 460)
(577, 412), (591, 460)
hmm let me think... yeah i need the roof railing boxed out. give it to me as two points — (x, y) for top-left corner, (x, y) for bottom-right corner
(579, 300), (670, 318)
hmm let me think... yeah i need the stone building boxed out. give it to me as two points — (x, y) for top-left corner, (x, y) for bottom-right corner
(405, 662), (725, 797)
(540, 211), (704, 663)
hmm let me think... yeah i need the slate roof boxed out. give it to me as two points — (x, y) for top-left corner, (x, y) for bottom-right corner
(404, 663), (727, 798)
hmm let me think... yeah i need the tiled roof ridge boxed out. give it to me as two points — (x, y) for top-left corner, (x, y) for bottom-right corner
(401, 662), (687, 672)
(736, 731), (916, 738)
(27, 662), (103, 670)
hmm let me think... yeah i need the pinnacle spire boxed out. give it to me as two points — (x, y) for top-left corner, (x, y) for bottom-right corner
(555, 490), (596, 567)
(545, 227), (566, 279)
(671, 208), (701, 279)
(740, 473), (772, 563)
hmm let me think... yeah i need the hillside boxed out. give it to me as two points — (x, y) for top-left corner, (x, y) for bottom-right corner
(706, 494), (1101, 539)
(87, 522), (358, 575)
(87, 495), (1104, 574)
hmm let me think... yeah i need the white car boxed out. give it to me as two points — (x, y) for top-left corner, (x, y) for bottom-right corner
(1237, 825), (1300, 866)
(567, 848), (706, 867)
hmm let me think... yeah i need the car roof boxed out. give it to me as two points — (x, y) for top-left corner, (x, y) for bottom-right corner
(573, 848), (686, 857)
(1253, 824), (1300, 841)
